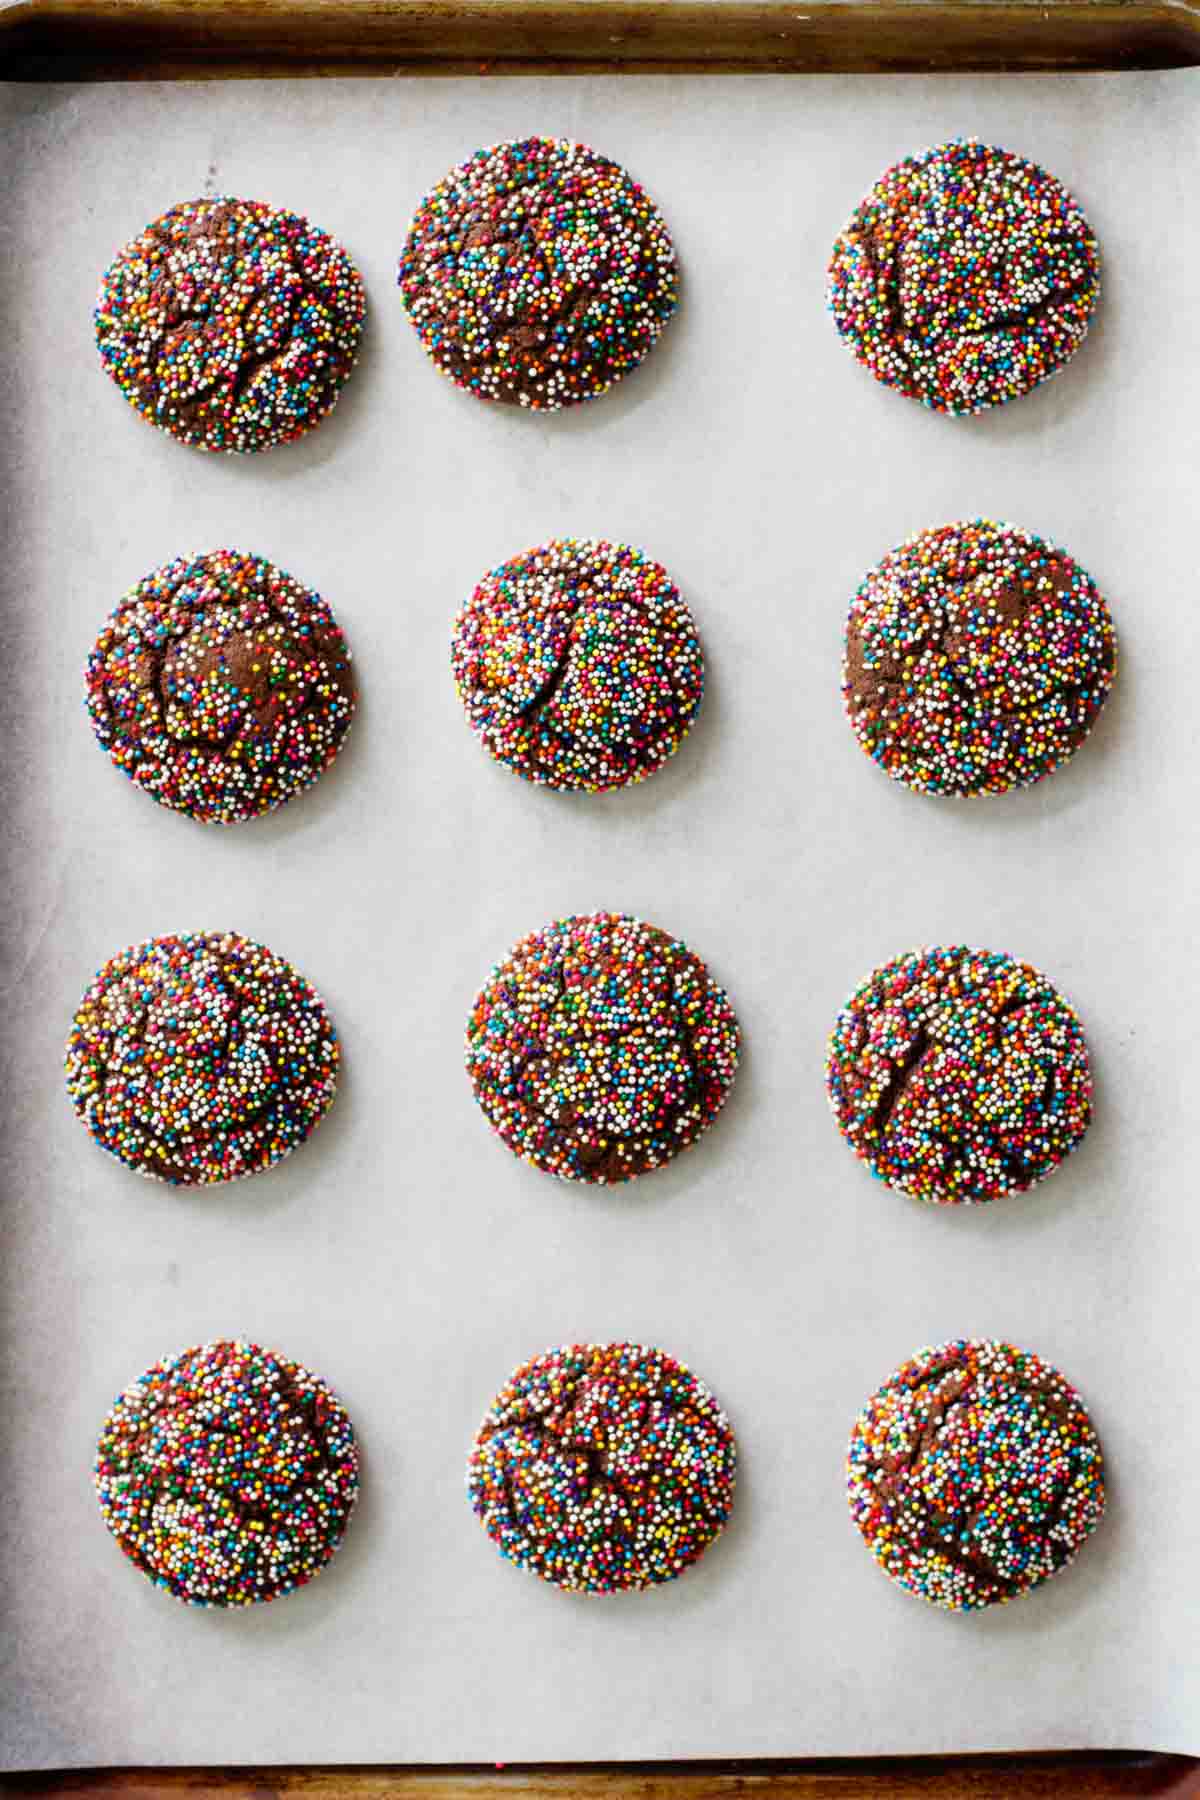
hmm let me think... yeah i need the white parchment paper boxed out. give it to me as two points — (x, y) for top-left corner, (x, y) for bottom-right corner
(2, 70), (1198, 1768)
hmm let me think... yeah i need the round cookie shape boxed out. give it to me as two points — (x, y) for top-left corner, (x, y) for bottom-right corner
(398, 137), (678, 410)
(94, 196), (366, 453)
(825, 945), (1091, 1205)
(94, 1339), (359, 1606)
(846, 1339), (1105, 1611)
(86, 549), (357, 825)
(451, 539), (703, 792)
(465, 912), (741, 1184)
(468, 1342), (736, 1593)
(827, 140), (1100, 415)
(65, 931), (339, 1185)
(844, 521), (1116, 798)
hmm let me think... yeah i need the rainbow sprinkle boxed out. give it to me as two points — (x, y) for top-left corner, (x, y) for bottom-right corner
(468, 1342), (736, 1593)
(94, 1339), (359, 1606)
(844, 519), (1116, 797)
(451, 539), (703, 792)
(398, 138), (678, 409)
(827, 140), (1100, 414)
(847, 1339), (1106, 1610)
(825, 945), (1092, 1204)
(94, 196), (365, 453)
(65, 931), (339, 1185)
(465, 912), (741, 1184)
(86, 549), (357, 825)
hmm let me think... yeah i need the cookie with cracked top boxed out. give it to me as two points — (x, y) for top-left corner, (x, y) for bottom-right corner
(94, 196), (365, 453)
(465, 912), (740, 1184)
(65, 931), (339, 1185)
(94, 1338), (359, 1606)
(86, 549), (356, 825)
(451, 539), (703, 792)
(844, 520), (1116, 797)
(827, 139), (1099, 414)
(825, 945), (1091, 1204)
(398, 137), (678, 410)
(847, 1339), (1106, 1610)
(468, 1341), (736, 1593)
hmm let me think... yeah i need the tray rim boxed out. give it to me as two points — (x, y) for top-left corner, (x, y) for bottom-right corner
(1, 4), (1198, 1792)
(2, 0), (1200, 78)
(5, 1752), (1200, 1796)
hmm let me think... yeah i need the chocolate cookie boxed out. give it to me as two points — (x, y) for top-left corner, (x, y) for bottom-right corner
(825, 946), (1091, 1204)
(847, 1339), (1106, 1610)
(465, 912), (741, 1184)
(468, 1342), (736, 1593)
(451, 539), (703, 792)
(827, 140), (1100, 414)
(94, 196), (365, 453)
(94, 1339), (359, 1606)
(86, 549), (356, 824)
(65, 931), (339, 1185)
(398, 138), (678, 410)
(844, 521), (1116, 797)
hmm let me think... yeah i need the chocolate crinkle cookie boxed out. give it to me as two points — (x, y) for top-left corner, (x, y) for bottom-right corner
(825, 945), (1092, 1205)
(844, 520), (1116, 798)
(65, 931), (339, 1185)
(94, 1339), (359, 1606)
(465, 912), (741, 1184)
(398, 137), (678, 409)
(847, 1339), (1106, 1610)
(451, 539), (703, 792)
(86, 549), (357, 825)
(94, 196), (366, 453)
(468, 1342), (736, 1593)
(827, 140), (1100, 415)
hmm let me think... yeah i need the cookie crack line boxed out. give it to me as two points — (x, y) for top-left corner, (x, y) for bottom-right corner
(870, 1023), (933, 1138)
(488, 1421), (644, 1538)
(916, 270), (1096, 346)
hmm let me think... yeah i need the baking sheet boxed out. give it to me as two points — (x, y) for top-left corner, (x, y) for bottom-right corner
(2, 69), (1198, 1768)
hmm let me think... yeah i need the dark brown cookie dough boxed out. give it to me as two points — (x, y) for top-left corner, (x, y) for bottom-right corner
(844, 520), (1116, 797)
(94, 196), (365, 453)
(451, 538), (703, 792)
(825, 945), (1092, 1204)
(398, 137), (678, 410)
(94, 1338), (359, 1606)
(85, 548), (356, 824)
(468, 1342), (737, 1593)
(847, 1339), (1106, 1610)
(465, 912), (741, 1184)
(65, 931), (339, 1185)
(827, 140), (1100, 414)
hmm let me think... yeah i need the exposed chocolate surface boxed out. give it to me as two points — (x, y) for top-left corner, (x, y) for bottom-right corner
(465, 912), (740, 1184)
(843, 520), (1116, 797)
(825, 945), (1092, 1204)
(847, 1339), (1106, 1610)
(398, 138), (678, 410)
(65, 931), (339, 1185)
(95, 196), (365, 453)
(86, 548), (356, 824)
